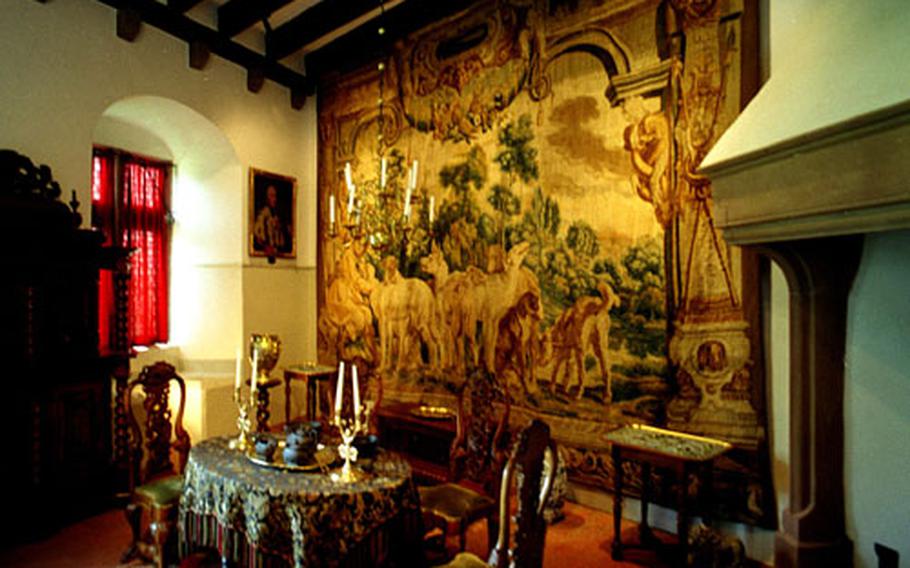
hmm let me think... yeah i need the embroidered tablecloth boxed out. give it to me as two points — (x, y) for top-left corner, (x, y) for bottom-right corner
(178, 436), (421, 567)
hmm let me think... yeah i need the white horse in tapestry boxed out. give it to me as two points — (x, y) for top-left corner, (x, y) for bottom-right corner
(419, 243), (486, 373)
(468, 242), (542, 376)
(371, 256), (442, 373)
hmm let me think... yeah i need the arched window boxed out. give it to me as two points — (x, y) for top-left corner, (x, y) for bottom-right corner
(92, 147), (172, 348)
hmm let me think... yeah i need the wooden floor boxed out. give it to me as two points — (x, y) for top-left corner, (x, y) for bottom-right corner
(0, 501), (674, 567)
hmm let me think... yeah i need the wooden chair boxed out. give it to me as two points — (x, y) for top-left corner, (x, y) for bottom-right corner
(439, 419), (557, 568)
(120, 361), (191, 568)
(419, 369), (511, 554)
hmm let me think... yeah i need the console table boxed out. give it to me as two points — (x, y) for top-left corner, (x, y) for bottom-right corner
(375, 402), (457, 484)
(605, 424), (731, 566)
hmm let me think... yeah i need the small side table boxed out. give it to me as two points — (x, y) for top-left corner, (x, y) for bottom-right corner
(283, 364), (336, 423)
(605, 424), (731, 567)
(254, 378), (282, 432)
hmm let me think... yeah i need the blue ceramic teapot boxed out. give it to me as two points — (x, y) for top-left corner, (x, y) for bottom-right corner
(283, 422), (319, 465)
(254, 434), (278, 461)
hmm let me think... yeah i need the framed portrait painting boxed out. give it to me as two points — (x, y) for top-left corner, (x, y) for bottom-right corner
(249, 167), (296, 260)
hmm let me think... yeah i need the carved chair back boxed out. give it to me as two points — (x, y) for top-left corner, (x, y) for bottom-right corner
(488, 419), (557, 568)
(450, 368), (511, 496)
(125, 361), (191, 490)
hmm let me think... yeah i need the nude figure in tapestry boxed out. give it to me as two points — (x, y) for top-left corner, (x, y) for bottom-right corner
(623, 96), (675, 227)
(320, 237), (377, 361)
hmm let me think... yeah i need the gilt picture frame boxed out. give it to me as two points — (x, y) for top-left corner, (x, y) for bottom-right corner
(249, 167), (296, 260)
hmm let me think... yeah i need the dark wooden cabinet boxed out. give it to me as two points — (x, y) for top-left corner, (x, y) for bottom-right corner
(0, 150), (114, 543)
(376, 402), (457, 484)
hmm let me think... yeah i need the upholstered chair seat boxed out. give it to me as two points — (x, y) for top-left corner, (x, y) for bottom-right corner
(442, 551), (492, 568)
(419, 483), (496, 538)
(134, 474), (184, 506)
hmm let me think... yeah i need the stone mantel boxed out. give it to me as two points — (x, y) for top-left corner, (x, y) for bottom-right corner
(701, 99), (910, 245)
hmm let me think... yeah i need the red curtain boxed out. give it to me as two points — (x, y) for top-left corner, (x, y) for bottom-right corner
(92, 153), (115, 352)
(123, 158), (170, 346)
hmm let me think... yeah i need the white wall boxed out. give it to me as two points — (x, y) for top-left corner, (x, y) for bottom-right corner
(844, 230), (910, 566)
(1, 1), (318, 410)
(704, 0), (910, 170)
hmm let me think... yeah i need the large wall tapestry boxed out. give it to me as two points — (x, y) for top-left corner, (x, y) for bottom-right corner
(317, 0), (775, 526)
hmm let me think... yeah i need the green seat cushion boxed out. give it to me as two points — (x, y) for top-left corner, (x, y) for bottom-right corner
(419, 483), (495, 523)
(440, 552), (490, 568)
(135, 474), (183, 506)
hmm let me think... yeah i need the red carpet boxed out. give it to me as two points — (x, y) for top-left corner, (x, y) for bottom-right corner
(0, 501), (671, 567)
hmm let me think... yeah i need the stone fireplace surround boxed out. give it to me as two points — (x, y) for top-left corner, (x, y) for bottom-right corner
(703, 92), (910, 565)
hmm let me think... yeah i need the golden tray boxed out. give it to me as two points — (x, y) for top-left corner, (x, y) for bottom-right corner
(246, 440), (337, 472)
(410, 405), (455, 420)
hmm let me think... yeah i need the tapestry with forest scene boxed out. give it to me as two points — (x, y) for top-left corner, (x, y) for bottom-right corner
(317, 0), (775, 526)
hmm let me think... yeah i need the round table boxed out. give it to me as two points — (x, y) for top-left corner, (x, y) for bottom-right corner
(179, 436), (422, 567)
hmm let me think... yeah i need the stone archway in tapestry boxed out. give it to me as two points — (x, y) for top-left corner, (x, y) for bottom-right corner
(316, 0), (775, 527)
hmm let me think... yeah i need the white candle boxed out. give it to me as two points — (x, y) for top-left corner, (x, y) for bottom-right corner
(329, 194), (335, 225)
(411, 159), (419, 188)
(347, 184), (356, 214)
(234, 347), (242, 391)
(429, 196), (435, 224)
(403, 185), (412, 219)
(335, 361), (345, 417)
(251, 350), (259, 395)
(344, 162), (353, 191)
(352, 364), (360, 421)
(380, 157), (387, 189)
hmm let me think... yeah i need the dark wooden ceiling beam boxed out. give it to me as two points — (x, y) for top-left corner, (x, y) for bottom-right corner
(188, 39), (210, 70)
(218, 0), (294, 37)
(270, 0), (383, 61)
(305, 0), (475, 79)
(167, 0), (204, 13)
(96, 0), (311, 103)
(116, 7), (142, 42)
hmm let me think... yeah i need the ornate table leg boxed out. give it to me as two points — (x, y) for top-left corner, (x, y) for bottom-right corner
(639, 462), (654, 545)
(285, 374), (292, 425)
(702, 460), (715, 527)
(677, 463), (692, 567)
(611, 445), (623, 560)
(307, 376), (318, 422)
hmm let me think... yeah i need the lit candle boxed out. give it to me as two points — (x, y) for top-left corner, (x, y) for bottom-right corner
(344, 162), (353, 191)
(380, 157), (387, 189)
(335, 361), (345, 418)
(234, 347), (242, 391)
(329, 194), (335, 225)
(352, 364), (360, 422)
(429, 196), (435, 224)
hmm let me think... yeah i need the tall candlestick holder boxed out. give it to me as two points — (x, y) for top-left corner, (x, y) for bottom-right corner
(331, 362), (372, 483)
(332, 411), (368, 483)
(230, 384), (254, 452)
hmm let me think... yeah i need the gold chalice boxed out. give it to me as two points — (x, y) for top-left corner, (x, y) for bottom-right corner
(250, 333), (281, 384)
